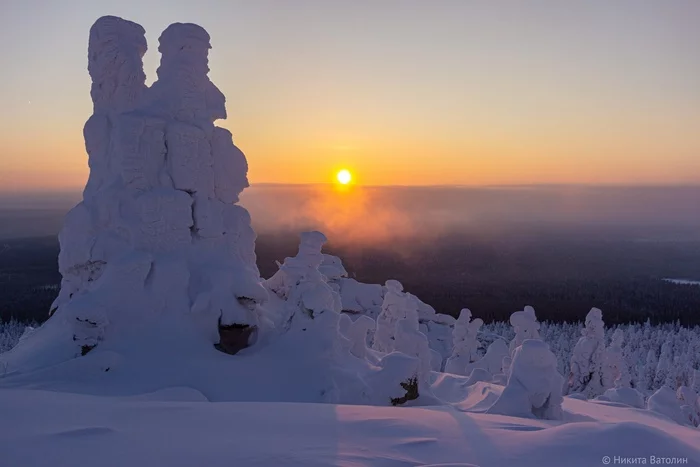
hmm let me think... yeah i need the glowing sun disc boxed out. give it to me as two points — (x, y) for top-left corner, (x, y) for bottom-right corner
(337, 169), (352, 185)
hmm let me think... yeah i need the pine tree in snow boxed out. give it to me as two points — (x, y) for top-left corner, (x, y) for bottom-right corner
(655, 342), (673, 389)
(644, 349), (658, 392)
(567, 308), (605, 398)
(487, 339), (564, 420)
(394, 318), (433, 386)
(445, 308), (483, 376)
(508, 306), (541, 355)
(603, 328), (630, 389)
(373, 280), (411, 353)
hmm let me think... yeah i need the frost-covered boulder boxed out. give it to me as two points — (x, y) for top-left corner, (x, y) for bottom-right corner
(3, 16), (268, 371)
(487, 339), (564, 420)
(508, 306), (540, 355)
(444, 309), (482, 376)
(567, 308), (605, 398)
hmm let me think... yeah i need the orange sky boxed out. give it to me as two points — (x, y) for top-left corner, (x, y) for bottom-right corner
(1, 1), (699, 191)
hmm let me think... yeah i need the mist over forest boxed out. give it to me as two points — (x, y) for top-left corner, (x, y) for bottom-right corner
(1, 184), (700, 325)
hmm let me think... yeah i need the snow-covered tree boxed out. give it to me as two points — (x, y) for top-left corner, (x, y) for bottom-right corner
(445, 309), (483, 375)
(373, 280), (411, 353)
(568, 308), (605, 398)
(655, 342), (673, 389)
(487, 339), (564, 420)
(394, 318), (433, 386)
(508, 306), (541, 355)
(603, 328), (630, 389)
(466, 338), (509, 379)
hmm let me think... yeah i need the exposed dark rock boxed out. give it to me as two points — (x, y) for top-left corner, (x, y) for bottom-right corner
(214, 321), (256, 355)
(81, 344), (95, 356)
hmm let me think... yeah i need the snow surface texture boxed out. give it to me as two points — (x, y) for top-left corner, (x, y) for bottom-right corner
(2, 387), (700, 467)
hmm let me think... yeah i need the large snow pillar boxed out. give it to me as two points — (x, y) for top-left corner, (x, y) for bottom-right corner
(39, 16), (267, 360)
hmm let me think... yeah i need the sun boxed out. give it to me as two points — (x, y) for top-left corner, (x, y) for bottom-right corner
(336, 169), (352, 185)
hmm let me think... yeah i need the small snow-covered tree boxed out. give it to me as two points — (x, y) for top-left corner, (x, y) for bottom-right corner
(655, 342), (673, 389)
(643, 349), (658, 392)
(394, 318), (433, 386)
(692, 369), (700, 395)
(373, 280), (417, 353)
(445, 309), (483, 375)
(603, 328), (630, 389)
(467, 338), (509, 379)
(487, 339), (564, 420)
(508, 306), (541, 355)
(568, 307), (605, 398)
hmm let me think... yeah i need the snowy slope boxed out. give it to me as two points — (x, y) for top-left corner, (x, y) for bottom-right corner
(1, 386), (699, 467)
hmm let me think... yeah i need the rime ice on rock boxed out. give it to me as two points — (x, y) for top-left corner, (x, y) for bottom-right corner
(445, 309), (483, 376)
(15, 16), (267, 363)
(567, 308), (605, 398)
(487, 339), (564, 420)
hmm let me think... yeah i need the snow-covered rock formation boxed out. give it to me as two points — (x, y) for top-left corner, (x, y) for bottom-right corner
(567, 308), (605, 398)
(487, 339), (564, 420)
(444, 309), (482, 375)
(3, 17), (269, 372)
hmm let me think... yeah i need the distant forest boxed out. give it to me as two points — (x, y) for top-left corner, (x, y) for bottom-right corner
(2, 231), (700, 326)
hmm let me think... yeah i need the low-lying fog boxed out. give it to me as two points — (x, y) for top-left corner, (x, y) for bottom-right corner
(2, 185), (697, 244)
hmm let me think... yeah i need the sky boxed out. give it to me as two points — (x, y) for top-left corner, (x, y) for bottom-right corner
(0, 0), (699, 191)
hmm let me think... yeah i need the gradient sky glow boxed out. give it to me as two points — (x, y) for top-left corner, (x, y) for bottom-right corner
(1, 0), (699, 191)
